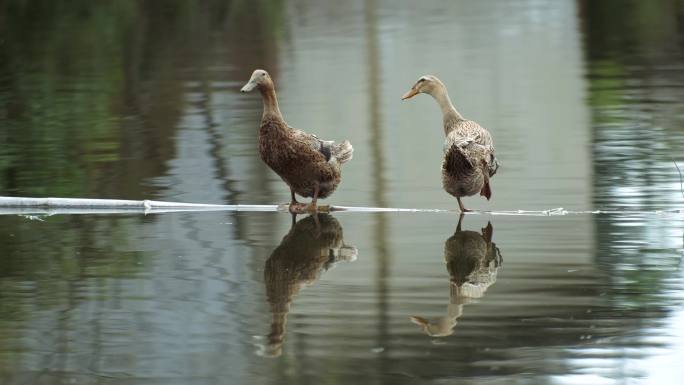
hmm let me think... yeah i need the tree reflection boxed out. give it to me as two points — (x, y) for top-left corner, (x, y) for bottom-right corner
(584, 0), (684, 308)
(0, 0), (286, 198)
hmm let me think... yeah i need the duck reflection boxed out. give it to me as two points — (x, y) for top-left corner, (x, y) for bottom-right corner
(411, 215), (503, 337)
(259, 214), (357, 357)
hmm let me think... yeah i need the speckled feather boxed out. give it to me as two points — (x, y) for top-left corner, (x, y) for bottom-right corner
(442, 118), (499, 200)
(259, 116), (352, 199)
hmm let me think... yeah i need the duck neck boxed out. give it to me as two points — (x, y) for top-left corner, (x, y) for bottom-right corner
(259, 86), (284, 121)
(431, 87), (463, 135)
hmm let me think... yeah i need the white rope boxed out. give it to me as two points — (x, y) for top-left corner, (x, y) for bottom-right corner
(1, 197), (683, 217)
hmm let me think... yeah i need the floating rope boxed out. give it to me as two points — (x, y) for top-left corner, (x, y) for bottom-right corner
(0, 197), (682, 217)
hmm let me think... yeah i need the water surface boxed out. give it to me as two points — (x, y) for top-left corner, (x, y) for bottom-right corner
(1, 1), (684, 384)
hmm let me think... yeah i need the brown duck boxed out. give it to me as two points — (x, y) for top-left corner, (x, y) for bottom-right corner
(241, 69), (354, 212)
(402, 75), (499, 212)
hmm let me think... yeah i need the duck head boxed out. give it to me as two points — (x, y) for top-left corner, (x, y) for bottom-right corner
(409, 315), (459, 337)
(401, 75), (445, 100)
(241, 69), (273, 93)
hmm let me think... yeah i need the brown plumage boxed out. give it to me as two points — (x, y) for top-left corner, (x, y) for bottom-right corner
(410, 216), (503, 337)
(261, 214), (357, 357)
(402, 75), (499, 212)
(241, 69), (353, 212)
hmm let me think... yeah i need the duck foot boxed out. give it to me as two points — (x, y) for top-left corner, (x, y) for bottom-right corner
(288, 202), (310, 214)
(286, 203), (331, 214)
(315, 204), (331, 213)
(457, 197), (471, 213)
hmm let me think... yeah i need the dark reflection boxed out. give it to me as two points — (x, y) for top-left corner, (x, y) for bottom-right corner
(259, 214), (357, 357)
(411, 216), (502, 337)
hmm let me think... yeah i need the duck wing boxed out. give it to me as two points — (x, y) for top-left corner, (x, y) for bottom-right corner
(290, 126), (353, 165)
(450, 118), (499, 174)
(444, 135), (496, 200)
(444, 141), (475, 175)
(289, 127), (327, 157)
(452, 120), (494, 147)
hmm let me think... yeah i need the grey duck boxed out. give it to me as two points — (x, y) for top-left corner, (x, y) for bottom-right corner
(241, 69), (353, 212)
(402, 75), (499, 212)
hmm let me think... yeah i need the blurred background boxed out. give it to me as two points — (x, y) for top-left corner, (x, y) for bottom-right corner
(1, 0), (684, 384)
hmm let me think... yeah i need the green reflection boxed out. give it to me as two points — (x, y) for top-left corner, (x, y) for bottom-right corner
(0, 0), (286, 197)
(585, 0), (684, 327)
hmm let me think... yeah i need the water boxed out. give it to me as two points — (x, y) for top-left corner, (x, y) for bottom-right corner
(1, 1), (684, 384)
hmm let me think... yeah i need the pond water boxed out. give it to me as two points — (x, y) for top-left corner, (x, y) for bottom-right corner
(1, 1), (684, 384)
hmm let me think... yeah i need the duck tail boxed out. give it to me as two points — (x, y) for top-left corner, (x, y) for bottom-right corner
(332, 140), (354, 164)
(488, 154), (500, 177)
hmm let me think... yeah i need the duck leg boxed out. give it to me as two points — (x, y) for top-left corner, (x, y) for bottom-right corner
(311, 212), (321, 236)
(307, 183), (320, 213)
(288, 187), (307, 213)
(456, 213), (465, 232)
(457, 197), (471, 213)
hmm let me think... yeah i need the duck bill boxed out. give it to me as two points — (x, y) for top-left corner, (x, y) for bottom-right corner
(401, 88), (419, 100)
(240, 80), (257, 93)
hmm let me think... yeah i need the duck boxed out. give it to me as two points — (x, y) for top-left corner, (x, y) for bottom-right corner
(402, 75), (499, 212)
(260, 214), (357, 357)
(241, 69), (354, 213)
(410, 215), (502, 337)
